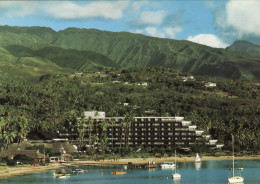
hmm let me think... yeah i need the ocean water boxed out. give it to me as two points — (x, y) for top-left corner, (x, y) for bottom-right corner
(1, 160), (260, 184)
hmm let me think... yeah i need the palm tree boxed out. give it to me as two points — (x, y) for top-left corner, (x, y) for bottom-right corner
(3, 131), (16, 148)
(123, 112), (134, 148)
(76, 115), (86, 151)
(100, 133), (109, 153)
(92, 134), (99, 150)
(101, 120), (109, 133)
(110, 120), (116, 149)
(119, 120), (125, 151)
(87, 117), (94, 146)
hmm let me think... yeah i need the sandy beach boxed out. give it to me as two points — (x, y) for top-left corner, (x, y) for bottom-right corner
(1, 155), (259, 179)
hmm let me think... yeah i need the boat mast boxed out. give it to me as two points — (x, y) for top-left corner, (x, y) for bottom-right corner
(232, 134), (234, 177)
(175, 150), (177, 174)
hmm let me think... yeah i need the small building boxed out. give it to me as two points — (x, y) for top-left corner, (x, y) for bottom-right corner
(26, 131), (77, 161)
(205, 82), (217, 87)
(123, 103), (129, 106)
(84, 111), (105, 119)
(0, 142), (46, 163)
(216, 144), (224, 149)
(208, 140), (218, 146)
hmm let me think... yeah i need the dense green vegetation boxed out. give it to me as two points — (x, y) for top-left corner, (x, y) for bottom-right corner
(0, 67), (259, 154)
(0, 26), (259, 157)
(1, 26), (260, 82)
(227, 40), (260, 54)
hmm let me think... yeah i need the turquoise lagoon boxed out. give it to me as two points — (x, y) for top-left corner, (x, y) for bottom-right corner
(1, 160), (260, 184)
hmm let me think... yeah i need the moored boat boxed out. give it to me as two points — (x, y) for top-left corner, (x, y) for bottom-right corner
(111, 170), (126, 175)
(195, 153), (201, 163)
(160, 162), (175, 169)
(72, 168), (85, 173)
(228, 135), (244, 184)
(53, 173), (71, 177)
(172, 150), (181, 180)
(57, 175), (67, 179)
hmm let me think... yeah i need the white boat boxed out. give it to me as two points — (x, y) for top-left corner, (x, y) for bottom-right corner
(172, 150), (181, 179)
(228, 176), (244, 184)
(72, 168), (85, 173)
(161, 162), (175, 169)
(228, 135), (244, 184)
(195, 153), (201, 163)
(58, 175), (67, 179)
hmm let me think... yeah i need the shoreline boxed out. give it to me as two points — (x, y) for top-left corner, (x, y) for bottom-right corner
(1, 155), (259, 179)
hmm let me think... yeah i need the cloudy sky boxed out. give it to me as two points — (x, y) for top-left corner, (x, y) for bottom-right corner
(0, 0), (260, 48)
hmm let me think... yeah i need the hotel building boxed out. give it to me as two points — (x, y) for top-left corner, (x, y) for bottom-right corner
(59, 111), (219, 149)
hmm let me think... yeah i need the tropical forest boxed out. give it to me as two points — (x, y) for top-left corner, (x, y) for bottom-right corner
(0, 26), (260, 157)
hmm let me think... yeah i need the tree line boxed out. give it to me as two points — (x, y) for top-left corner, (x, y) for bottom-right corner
(0, 66), (259, 153)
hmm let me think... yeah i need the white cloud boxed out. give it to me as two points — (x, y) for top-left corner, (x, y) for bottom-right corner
(163, 26), (182, 39)
(225, 0), (260, 36)
(132, 1), (149, 10)
(145, 27), (165, 38)
(0, 1), (37, 18)
(140, 10), (166, 25)
(131, 25), (183, 39)
(46, 1), (129, 20)
(132, 29), (144, 34)
(187, 34), (229, 48)
(0, 1), (129, 20)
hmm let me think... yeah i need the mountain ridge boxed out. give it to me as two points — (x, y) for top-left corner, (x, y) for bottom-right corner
(226, 40), (260, 55)
(1, 25), (260, 82)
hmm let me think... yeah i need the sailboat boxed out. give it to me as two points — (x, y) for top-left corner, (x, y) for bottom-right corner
(228, 135), (244, 184)
(172, 150), (181, 179)
(195, 153), (201, 163)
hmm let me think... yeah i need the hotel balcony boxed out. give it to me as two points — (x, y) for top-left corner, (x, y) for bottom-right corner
(207, 140), (218, 145)
(202, 135), (211, 140)
(195, 130), (204, 136)
(188, 125), (197, 131)
(175, 117), (184, 122)
(216, 144), (224, 149)
(182, 121), (191, 127)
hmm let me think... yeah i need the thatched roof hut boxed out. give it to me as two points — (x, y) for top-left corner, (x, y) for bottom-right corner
(52, 141), (77, 154)
(0, 146), (45, 162)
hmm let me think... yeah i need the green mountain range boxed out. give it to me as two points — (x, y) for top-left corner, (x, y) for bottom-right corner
(1, 25), (260, 82)
(226, 40), (260, 54)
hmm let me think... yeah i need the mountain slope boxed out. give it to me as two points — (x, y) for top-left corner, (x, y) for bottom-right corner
(0, 46), (73, 82)
(54, 28), (260, 81)
(4, 45), (120, 71)
(226, 40), (260, 54)
(1, 26), (260, 82)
